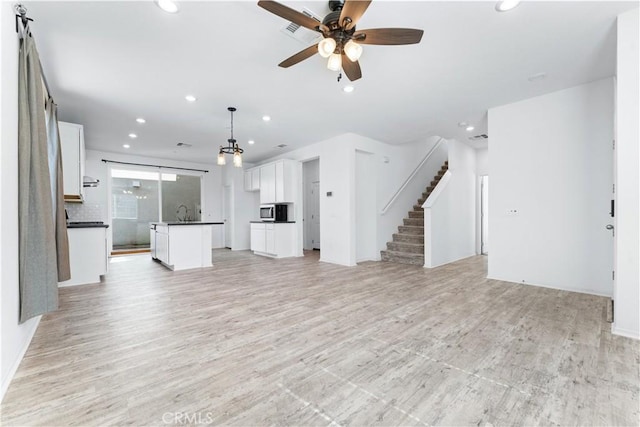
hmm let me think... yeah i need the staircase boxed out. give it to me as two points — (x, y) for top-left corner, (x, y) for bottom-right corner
(380, 161), (448, 265)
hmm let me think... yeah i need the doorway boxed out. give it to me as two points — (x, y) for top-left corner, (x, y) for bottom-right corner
(480, 175), (489, 255)
(223, 185), (232, 249)
(303, 159), (320, 251)
(108, 166), (202, 255)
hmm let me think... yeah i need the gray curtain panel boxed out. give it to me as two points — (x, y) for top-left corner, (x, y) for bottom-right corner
(46, 98), (71, 282)
(18, 34), (59, 323)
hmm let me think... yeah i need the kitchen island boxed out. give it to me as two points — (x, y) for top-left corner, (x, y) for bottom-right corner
(150, 222), (223, 271)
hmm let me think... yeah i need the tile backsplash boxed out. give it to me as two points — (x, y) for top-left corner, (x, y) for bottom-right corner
(65, 202), (104, 222)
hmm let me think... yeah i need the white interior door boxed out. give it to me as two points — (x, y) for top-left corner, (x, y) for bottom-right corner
(310, 182), (320, 250)
(223, 185), (232, 249)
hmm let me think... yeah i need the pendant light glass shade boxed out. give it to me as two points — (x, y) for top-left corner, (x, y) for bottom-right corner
(318, 37), (337, 58)
(327, 53), (342, 71)
(233, 149), (242, 168)
(217, 150), (226, 165)
(344, 40), (363, 62)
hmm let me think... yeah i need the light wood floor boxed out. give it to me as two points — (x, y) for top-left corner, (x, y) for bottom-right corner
(2, 251), (638, 426)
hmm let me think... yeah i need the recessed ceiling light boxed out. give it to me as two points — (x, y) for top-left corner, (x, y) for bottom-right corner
(262, 115), (271, 122)
(458, 122), (468, 128)
(136, 118), (146, 124)
(185, 95), (196, 102)
(466, 126), (475, 132)
(343, 85), (355, 93)
(123, 144), (130, 149)
(155, 0), (179, 14)
(248, 140), (255, 145)
(128, 133), (137, 139)
(495, 0), (521, 12)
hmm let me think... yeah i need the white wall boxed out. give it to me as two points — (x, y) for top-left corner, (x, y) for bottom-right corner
(0, 3), (42, 401)
(355, 151), (377, 262)
(613, 9), (639, 339)
(488, 78), (614, 296)
(424, 139), (477, 268)
(259, 133), (444, 266)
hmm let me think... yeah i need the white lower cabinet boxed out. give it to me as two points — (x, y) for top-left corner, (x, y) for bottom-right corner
(155, 226), (170, 265)
(250, 222), (295, 258)
(58, 226), (108, 287)
(250, 223), (266, 252)
(151, 223), (214, 271)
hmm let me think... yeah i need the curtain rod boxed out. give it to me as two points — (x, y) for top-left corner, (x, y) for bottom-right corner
(15, 4), (53, 99)
(101, 159), (209, 173)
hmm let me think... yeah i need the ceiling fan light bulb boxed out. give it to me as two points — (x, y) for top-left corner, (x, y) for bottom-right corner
(217, 151), (226, 166)
(344, 40), (363, 62)
(233, 151), (242, 168)
(318, 38), (337, 58)
(327, 53), (342, 71)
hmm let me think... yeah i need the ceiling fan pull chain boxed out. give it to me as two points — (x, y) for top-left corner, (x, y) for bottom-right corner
(337, 72), (342, 82)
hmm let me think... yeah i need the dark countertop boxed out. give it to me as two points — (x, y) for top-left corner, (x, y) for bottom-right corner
(250, 221), (296, 224)
(151, 221), (224, 226)
(67, 222), (109, 229)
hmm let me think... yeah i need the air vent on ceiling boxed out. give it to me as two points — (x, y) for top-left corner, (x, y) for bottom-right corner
(280, 8), (323, 45)
(176, 142), (192, 147)
(276, 144), (288, 149)
(468, 134), (488, 141)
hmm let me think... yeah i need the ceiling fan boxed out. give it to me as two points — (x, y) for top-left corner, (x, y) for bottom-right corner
(257, 0), (424, 81)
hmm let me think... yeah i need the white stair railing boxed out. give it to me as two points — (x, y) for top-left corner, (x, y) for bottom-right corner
(380, 137), (445, 215)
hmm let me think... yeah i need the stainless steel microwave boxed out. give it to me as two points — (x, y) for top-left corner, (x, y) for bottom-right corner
(260, 204), (287, 222)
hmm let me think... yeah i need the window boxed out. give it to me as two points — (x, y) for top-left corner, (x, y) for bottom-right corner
(112, 193), (138, 219)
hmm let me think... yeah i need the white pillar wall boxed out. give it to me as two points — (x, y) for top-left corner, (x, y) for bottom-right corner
(613, 8), (640, 339)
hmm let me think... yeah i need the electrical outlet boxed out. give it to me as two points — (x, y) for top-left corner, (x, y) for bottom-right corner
(506, 209), (519, 216)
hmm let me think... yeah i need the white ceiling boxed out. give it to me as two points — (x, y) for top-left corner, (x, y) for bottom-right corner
(25, 0), (636, 164)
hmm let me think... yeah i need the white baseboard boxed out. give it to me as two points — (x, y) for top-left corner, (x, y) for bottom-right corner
(486, 274), (613, 298)
(424, 252), (476, 269)
(612, 325), (640, 340)
(0, 316), (41, 403)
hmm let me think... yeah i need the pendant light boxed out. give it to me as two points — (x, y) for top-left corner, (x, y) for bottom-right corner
(217, 107), (244, 168)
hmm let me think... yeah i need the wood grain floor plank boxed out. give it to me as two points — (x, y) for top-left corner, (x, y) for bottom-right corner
(2, 250), (638, 426)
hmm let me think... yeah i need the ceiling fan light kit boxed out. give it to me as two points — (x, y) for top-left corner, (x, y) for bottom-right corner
(217, 107), (244, 168)
(318, 37), (337, 58)
(327, 53), (342, 71)
(257, 0), (424, 81)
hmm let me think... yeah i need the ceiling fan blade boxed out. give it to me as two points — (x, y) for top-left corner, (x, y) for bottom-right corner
(341, 55), (362, 81)
(278, 44), (319, 68)
(257, 0), (320, 32)
(353, 28), (424, 45)
(339, 0), (372, 30)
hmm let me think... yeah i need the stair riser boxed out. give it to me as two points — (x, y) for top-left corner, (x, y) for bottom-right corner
(393, 233), (424, 244)
(408, 211), (423, 219)
(413, 205), (424, 211)
(381, 251), (424, 266)
(398, 225), (423, 235)
(403, 218), (424, 227)
(387, 242), (424, 254)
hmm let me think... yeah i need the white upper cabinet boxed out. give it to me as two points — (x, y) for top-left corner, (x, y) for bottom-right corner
(259, 160), (295, 204)
(59, 121), (85, 202)
(259, 163), (276, 204)
(244, 168), (260, 192)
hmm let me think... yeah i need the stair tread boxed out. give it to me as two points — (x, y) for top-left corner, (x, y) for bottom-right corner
(381, 250), (424, 258)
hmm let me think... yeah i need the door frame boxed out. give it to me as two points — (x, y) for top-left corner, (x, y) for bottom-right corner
(480, 175), (489, 255)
